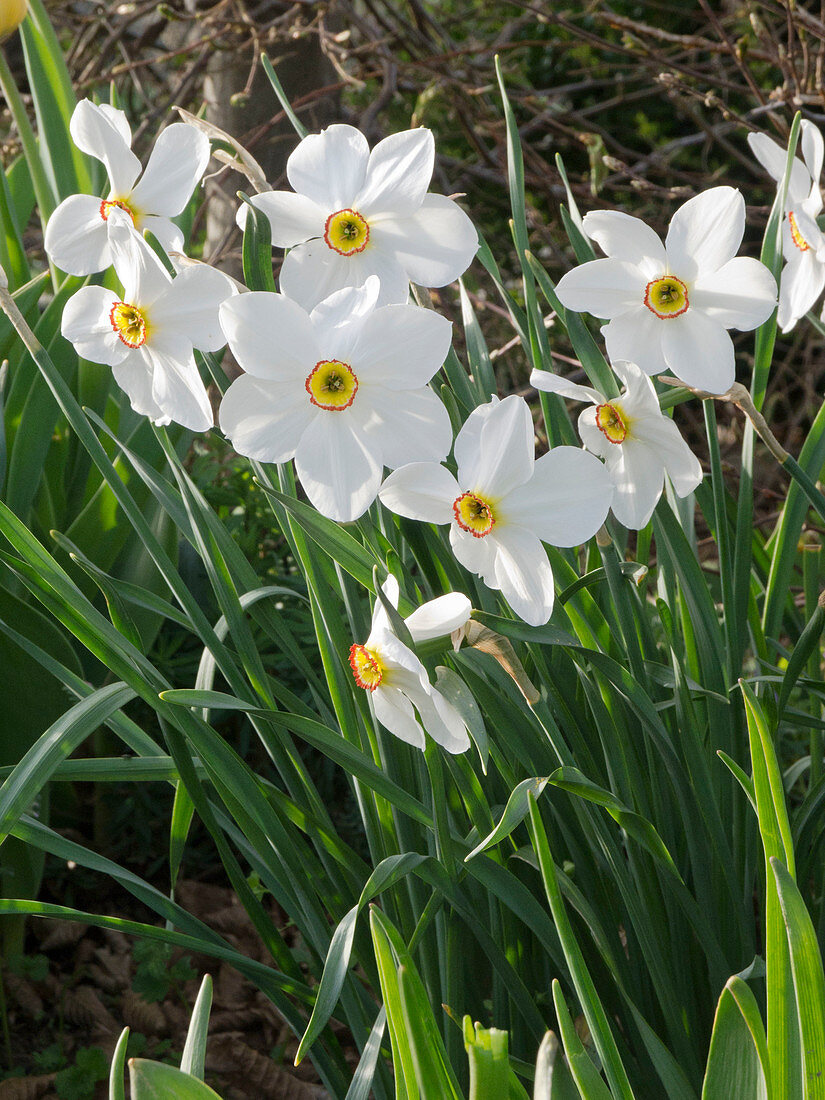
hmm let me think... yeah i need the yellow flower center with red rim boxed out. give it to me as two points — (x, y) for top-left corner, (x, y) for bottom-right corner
(453, 491), (496, 538)
(324, 208), (370, 255)
(305, 359), (359, 411)
(99, 198), (136, 225)
(643, 275), (689, 319)
(109, 301), (147, 348)
(788, 211), (811, 252)
(349, 643), (383, 691)
(595, 402), (628, 444)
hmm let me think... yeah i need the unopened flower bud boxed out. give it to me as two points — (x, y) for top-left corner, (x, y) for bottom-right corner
(0, 0), (28, 43)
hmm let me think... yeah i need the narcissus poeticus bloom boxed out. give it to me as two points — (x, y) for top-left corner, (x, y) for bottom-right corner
(45, 100), (210, 276)
(555, 187), (777, 394)
(749, 121), (825, 332)
(240, 124), (478, 309)
(379, 395), (614, 626)
(531, 360), (702, 529)
(218, 276), (453, 522)
(61, 211), (235, 430)
(349, 576), (471, 753)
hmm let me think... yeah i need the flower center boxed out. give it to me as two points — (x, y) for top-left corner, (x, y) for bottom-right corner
(109, 301), (147, 348)
(99, 198), (135, 225)
(643, 275), (689, 319)
(305, 359), (359, 411)
(788, 211), (811, 252)
(324, 208), (370, 256)
(453, 491), (496, 538)
(349, 643), (383, 691)
(595, 402), (628, 444)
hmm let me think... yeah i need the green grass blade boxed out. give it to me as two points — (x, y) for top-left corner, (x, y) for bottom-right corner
(108, 1027), (129, 1100)
(181, 975), (213, 1080)
(129, 1060), (224, 1099)
(700, 977), (769, 1100)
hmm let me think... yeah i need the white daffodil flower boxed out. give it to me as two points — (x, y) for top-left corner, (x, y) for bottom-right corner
(531, 360), (702, 529)
(349, 576), (471, 753)
(61, 211), (235, 430)
(45, 99), (210, 276)
(748, 121), (825, 332)
(555, 187), (777, 394)
(240, 123), (478, 309)
(379, 395), (614, 627)
(218, 276), (453, 523)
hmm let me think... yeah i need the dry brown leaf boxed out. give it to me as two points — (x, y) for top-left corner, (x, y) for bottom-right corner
(207, 1035), (328, 1099)
(121, 989), (166, 1036)
(63, 985), (119, 1034)
(37, 921), (85, 952)
(0, 1074), (55, 1099)
(5, 974), (43, 1019)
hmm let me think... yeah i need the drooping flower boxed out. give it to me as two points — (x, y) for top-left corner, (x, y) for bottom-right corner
(378, 395), (614, 626)
(0, 0), (27, 41)
(349, 576), (471, 753)
(531, 360), (702, 529)
(240, 124), (478, 309)
(748, 121), (825, 331)
(218, 276), (453, 522)
(554, 187), (777, 394)
(45, 99), (210, 276)
(61, 210), (235, 430)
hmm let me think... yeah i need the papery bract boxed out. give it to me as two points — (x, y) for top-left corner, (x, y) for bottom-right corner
(748, 121), (825, 332)
(45, 99), (210, 276)
(240, 123), (478, 309)
(218, 276), (453, 523)
(61, 211), (234, 430)
(379, 395), (614, 626)
(349, 576), (471, 753)
(532, 360), (702, 528)
(555, 187), (777, 394)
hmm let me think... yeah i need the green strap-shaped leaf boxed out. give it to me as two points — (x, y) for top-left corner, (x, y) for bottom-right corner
(108, 1027), (129, 1100)
(550, 982), (613, 1100)
(701, 977), (769, 1100)
(465, 777), (549, 861)
(181, 975), (213, 1080)
(129, 1059), (225, 1099)
(533, 1030), (581, 1100)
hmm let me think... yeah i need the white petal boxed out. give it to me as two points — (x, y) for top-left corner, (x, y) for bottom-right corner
(582, 210), (666, 277)
(634, 415), (703, 497)
(279, 242), (410, 312)
(369, 575), (401, 639)
(97, 103), (132, 148)
(607, 440), (665, 529)
(379, 462), (458, 524)
(219, 375), (313, 462)
(220, 293), (318, 381)
(802, 121), (824, 193)
(151, 264), (236, 351)
(748, 131), (810, 201)
(778, 251), (825, 332)
(352, 304), (452, 388)
(310, 278), (380, 335)
(287, 124), (370, 209)
(372, 193), (478, 287)
(504, 447), (613, 546)
(61, 286), (128, 366)
(529, 368), (602, 404)
(555, 258), (645, 319)
(449, 524), (497, 585)
(70, 99), (140, 196)
(372, 686), (426, 749)
(610, 359), (660, 417)
(362, 386), (452, 468)
(129, 124), (210, 217)
(660, 312), (736, 393)
(246, 190), (326, 248)
(602, 308), (667, 378)
(491, 526), (555, 626)
(143, 331), (213, 431)
(407, 681), (470, 753)
(578, 405), (612, 460)
(138, 214), (184, 255)
(405, 592), (471, 642)
(356, 128), (434, 216)
(665, 187), (744, 280)
(44, 194), (110, 276)
(107, 211), (171, 306)
(112, 355), (168, 423)
(691, 257), (777, 330)
(294, 413), (382, 522)
(456, 394), (533, 498)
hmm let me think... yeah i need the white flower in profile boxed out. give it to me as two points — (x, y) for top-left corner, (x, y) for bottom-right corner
(555, 187), (777, 394)
(349, 575), (471, 753)
(748, 121), (825, 332)
(531, 360), (702, 529)
(379, 395), (614, 626)
(45, 99), (210, 276)
(61, 210), (235, 430)
(241, 123), (478, 309)
(218, 276), (453, 523)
